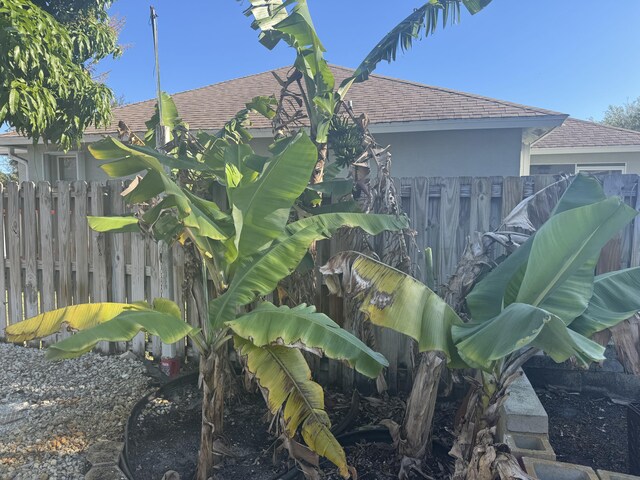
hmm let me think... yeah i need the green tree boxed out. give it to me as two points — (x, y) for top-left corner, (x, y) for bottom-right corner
(600, 97), (640, 131)
(0, 0), (120, 150)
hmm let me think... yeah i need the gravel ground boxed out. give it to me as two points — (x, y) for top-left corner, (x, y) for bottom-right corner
(0, 343), (154, 480)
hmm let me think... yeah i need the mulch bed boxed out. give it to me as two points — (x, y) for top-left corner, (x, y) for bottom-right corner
(535, 386), (630, 474)
(128, 377), (635, 479)
(127, 378), (458, 480)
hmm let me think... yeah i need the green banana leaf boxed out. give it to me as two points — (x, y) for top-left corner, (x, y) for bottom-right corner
(286, 212), (407, 236)
(227, 302), (388, 378)
(348, 0), (492, 86)
(452, 303), (605, 371)
(229, 131), (317, 258)
(570, 267), (640, 337)
(466, 174), (612, 322)
(516, 197), (637, 308)
(320, 251), (465, 366)
(234, 336), (349, 478)
(144, 91), (182, 147)
(209, 214), (407, 330)
(5, 302), (151, 342)
(88, 215), (140, 233)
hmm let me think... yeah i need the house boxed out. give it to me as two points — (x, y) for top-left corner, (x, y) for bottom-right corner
(1, 65), (635, 182)
(530, 117), (640, 175)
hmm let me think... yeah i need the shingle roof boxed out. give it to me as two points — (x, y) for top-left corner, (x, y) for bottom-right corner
(0, 65), (565, 141)
(532, 117), (640, 149)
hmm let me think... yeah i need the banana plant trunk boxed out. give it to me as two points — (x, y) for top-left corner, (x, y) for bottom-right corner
(196, 351), (225, 480)
(450, 368), (534, 480)
(400, 351), (444, 459)
(311, 142), (327, 185)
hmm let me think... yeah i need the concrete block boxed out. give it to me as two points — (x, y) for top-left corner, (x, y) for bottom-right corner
(504, 432), (555, 462)
(86, 440), (124, 466)
(597, 470), (640, 480)
(85, 465), (128, 480)
(523, 457), (599, 480)
(498, 371), (548, 437)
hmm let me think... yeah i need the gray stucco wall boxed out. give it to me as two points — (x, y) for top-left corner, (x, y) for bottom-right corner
(16, 127), (525, 182)
(530, 151), (640, 175)
(373, 128), (524, 178)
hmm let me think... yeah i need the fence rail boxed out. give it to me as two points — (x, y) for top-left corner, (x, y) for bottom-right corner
(0, 174), (638, 388)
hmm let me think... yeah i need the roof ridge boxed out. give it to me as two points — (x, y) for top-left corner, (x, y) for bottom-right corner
(112, 63), (565, 118)
(359, 70), (565, 116)
(111, 64), (297, 111)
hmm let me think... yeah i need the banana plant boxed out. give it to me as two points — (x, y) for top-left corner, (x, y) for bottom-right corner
(321, 174), (640, 479)
(6, 96), (408, 479)
(242, 0), (493, 188)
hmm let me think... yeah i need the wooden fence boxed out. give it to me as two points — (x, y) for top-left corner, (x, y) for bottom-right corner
(0, 175), (638, 388)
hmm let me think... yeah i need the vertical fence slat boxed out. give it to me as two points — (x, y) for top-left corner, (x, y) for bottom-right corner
(90, 182), (109, 353)
(409, 177), (429, 282)
(130, 232), (146, 356)
(7, 183), (22, 324)
(172, 243), (186, 359)
(73, 181), (89, 304)
(470, 177), (492, 235)
(57, 182), (72, 317)
(23, 183), (38, 322)
(427, 177), (441, 285)
(108, 180), (128, 352)
(0, 184), (5, 337)
(148, 239), (162, 358)
(438, 177), (460, 283)
(37, 183), (56, 345)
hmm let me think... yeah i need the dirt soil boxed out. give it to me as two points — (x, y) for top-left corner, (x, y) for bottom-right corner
(536, 386), (629, 474)
(127, 379), (459, 480)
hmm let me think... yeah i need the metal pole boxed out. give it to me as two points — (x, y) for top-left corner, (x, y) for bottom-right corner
(150, 5), (178, 370)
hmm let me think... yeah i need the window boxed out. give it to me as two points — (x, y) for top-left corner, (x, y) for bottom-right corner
(530, 164), (575, 175)
(48, 154), (78, 181)
(576, 163), (626, 175)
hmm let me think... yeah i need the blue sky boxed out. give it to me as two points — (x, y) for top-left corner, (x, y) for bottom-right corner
(97, 1), (640, 121)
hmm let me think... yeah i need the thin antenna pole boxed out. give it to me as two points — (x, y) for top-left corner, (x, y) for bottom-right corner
(149, 6), (177, 370)
(150, 6), (164, 126)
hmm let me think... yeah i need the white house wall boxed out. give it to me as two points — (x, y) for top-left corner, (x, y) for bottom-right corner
(530, 151), (640, 175)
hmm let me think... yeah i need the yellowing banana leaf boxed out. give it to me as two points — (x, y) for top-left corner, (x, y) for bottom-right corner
(88, 215), (140, 233)
(209, 213), (407, 330)
(227, 302), (388, 378)
(320, 251), (465, 366)
(5, 302), (150, 343)
(46, 309), (196, 360)
(570, 267), (640, 337)
(452, 303), (605, 372)
(516, 197), (637, 307)
(229, 131), (317, 258)
(234, 336), (349, 478)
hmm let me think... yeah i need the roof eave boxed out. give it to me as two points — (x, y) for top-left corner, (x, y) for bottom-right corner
(531, 145), (640, 155)
(0, 115), (569, 146)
